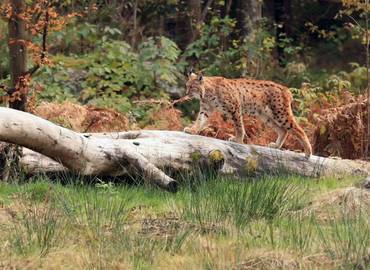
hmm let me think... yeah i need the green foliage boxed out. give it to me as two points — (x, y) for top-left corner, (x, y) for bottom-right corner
(32, 63), (79, 102)
(327, 62), (368, 93)
(51, 21), (100, 54)
(288, 60), (368, 118)
(80, 37), (181, 113)
(183, 17), (283, 80)
(241, 20), (279, 78)
(33, 36), (183, 115)
(184, 16), (246, 77)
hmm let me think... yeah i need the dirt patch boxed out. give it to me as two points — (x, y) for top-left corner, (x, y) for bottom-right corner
(237, 250), (332, 270)
(138, 213), (223, 238)
(0, 197), (26, 225)
(140, 215), (184, 237)
(32, 101), (129, 132)
(0, 207), (12, 225)
(305, 187), (370, 222)
(1, 249), (87, 270)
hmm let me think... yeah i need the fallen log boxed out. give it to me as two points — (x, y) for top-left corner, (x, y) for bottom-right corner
(0, 107), (369, 192)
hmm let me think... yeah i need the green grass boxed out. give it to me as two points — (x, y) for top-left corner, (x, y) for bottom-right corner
(174, 175), (308, 230)
(0, 173), (368, 269)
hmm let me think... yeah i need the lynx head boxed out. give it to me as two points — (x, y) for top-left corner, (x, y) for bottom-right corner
(185, 71), (205, 99)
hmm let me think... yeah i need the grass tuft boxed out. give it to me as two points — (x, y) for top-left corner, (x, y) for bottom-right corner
(8, 199), (64, 256)
(175, 174), (308, 230)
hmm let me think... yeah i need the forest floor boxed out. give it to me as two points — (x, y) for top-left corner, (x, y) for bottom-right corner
(0, 172), (369, 270)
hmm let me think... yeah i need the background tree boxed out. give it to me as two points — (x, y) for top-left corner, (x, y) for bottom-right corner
(234, 0), (262, 40)
(187, 0), (202, 43)
(7, 0), (27, 111)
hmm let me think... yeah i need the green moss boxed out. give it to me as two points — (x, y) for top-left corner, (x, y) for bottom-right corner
(208, 150), (224, 164)
(244, 156), (259, 174)
(190, 150), (202, 162)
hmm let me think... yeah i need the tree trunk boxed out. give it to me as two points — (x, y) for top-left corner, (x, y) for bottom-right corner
(0, 108), (369, 192)
(8, 0), (27, 111)
(234, 0), (262, 40)
(131, 0), (138, 48)
(187, 0), (202, 44)
(274, 0), (292, 66)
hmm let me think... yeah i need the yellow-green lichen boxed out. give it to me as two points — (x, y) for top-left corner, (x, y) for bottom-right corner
(190, 150), (202, 162)
(244, 156), (259, 174)
(208, 150), (224, 164)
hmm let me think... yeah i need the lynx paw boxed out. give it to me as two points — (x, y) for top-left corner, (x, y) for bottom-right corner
(184, 127), (195, 134)
(268, 142), (278, 148)
(228, 136), (236, 142)
(228, 136), (244, 144)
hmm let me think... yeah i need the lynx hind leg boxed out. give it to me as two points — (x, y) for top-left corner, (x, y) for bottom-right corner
(269, 91), (312, 158)
(279, 115), (312, 158)
(289, 121), (312, 158)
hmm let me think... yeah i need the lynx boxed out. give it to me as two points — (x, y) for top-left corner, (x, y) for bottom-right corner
(183, 72), (312, 157)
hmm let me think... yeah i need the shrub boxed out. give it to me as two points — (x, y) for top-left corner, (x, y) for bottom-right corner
(32, 36), (183, 116)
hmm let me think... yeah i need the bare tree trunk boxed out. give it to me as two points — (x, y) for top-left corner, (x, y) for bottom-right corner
(187, 0), (202, 44)
(235, 0), (262, 40)
(364, 0), (370, 158)
(226, 0), (233, 16)
(0, 108), (369, 191)
(131, 0), (138, 48)
(8, 0), (27, 111)
(4, 0), (28, 182)
(274, 0), (292, 66)
(201, 0), (214, 22)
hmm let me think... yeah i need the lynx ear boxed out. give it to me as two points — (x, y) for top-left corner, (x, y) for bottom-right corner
(197, 73), (203, 82)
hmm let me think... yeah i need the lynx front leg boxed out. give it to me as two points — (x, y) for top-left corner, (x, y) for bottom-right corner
(184, 110), (209, 134)
(228, 109), (245, 144)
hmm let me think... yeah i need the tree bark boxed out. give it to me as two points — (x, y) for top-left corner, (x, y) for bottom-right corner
(274, 0), (292, 66)
(201, 0), (214, 22)
(234, 0), (262, 40)
(187, 0), (202, 44)
(131, 0), (138, 48)
(8, 0), (27, 111)
(0, 108), (368, 192)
